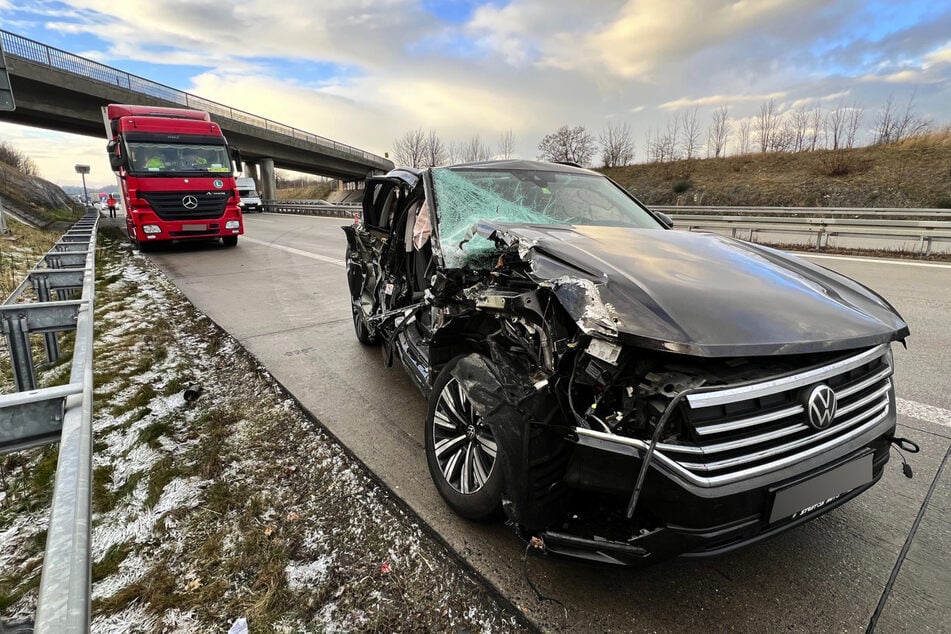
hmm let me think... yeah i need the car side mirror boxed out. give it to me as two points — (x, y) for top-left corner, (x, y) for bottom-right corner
(655, 211), (674, 229)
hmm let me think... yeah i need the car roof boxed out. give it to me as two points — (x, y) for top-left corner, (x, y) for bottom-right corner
(385, 160), (597, 179)
(444, 159), (596, 175)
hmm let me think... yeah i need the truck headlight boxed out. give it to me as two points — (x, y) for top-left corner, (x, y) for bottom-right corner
(143, 225), (162, 234)
(225, 220), (240, 229)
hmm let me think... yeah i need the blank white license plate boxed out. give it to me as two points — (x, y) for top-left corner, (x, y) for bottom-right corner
(182, 224), (207, 232)
(769, 453), (873, 524)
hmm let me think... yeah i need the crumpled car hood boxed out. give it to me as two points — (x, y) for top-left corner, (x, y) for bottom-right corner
(473, 222), (910, 357)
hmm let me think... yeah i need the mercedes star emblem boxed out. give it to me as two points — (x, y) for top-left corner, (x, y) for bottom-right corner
(805, 384), (837, 430)
(182, 195), (199, 210)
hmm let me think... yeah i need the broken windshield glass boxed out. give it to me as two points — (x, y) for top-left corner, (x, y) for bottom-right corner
(432, 168), (566, 268)
(432, 167), (661, 268)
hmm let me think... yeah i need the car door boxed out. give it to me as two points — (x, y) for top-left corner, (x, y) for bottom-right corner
(342, 176), (412, 340)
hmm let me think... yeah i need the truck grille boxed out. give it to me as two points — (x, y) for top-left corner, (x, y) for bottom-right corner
(656, 345), (893, 482)
(139, 191), (229, 220)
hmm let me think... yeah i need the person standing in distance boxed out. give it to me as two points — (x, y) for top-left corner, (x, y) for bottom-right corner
(106, 194), (118, 219)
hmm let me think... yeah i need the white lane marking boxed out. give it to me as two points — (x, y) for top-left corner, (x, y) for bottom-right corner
(799, 253), (951, 269)
(245, 217), (274, 223)
(242, 236), (344, 267)
(897, 398), (951, 428)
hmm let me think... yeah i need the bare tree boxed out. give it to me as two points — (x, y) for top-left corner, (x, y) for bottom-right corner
(893, 92), (931, 141)
(844, 104), (863, 149)
(598, 121), (635, 167)
(497, 129), (516, 159)
(824, 103), (862, 150)
(461, 134), (492, 163)
(706, 106), (730, 158)
(808, 102), (822, 151)
(754, 99), (779, 153)
(737, 119), (752, 155)
(657, 116), (680, 162)
(680, 107), (702, 159)
(0, 141), (39, 176)
(790, 108), (811, 152)
(422, 129), (447, 167)
(536, 125), (596, 165)
(393, 129), (426, 168)
(876, 91), (932, 144)
(768, 117), (795, 153)
(447, 140), (460, 165)
(645, 127), (661, 163)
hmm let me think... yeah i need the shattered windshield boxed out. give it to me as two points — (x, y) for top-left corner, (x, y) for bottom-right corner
(432, 167), (660, 268)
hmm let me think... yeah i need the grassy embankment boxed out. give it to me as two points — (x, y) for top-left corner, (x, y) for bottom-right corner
(602, 129), (951, 209)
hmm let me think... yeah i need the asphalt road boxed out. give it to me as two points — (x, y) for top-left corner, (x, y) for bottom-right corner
(147, 214), (951, 633)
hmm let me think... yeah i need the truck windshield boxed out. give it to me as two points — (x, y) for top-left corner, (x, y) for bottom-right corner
(125, 142), (232, 176)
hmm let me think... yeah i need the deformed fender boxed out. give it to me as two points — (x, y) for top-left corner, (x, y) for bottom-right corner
(449, 351), (570, 530)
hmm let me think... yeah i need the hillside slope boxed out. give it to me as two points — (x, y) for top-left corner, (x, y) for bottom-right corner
(601, 131), (951, 209)
(0, 162), (84, 227)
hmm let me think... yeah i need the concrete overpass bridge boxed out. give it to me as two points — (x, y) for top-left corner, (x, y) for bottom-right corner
(0, 30), (393, 198)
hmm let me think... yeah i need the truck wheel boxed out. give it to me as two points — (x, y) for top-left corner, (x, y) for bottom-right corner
(222, 236), (238, 247)
(425, 354), (504, 520)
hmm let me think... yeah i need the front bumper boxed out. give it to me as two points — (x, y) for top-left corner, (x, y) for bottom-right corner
(537, 414), (894, 566)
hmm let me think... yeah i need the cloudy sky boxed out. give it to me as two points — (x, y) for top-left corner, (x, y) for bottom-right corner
(1, 0), (950, 187)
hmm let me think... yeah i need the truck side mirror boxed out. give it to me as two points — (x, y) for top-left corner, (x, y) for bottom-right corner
(230, 147), (242, 173)
(106, 140), (125, 171)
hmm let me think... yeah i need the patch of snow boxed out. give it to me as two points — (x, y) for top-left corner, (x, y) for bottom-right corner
(285, 553), (335, 589)
(90, 601), (158, 633)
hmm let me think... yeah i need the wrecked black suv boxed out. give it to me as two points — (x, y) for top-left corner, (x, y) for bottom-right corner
(342, 160), (910, 565)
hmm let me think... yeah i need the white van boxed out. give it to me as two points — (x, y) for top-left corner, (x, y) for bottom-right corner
(235, 177), (262, 212)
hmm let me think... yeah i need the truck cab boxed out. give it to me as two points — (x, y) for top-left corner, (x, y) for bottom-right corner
(104, 104), (244, 249)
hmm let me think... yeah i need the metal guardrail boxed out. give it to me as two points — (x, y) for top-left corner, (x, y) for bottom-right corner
(0, 209), (98, 632)
(259, 201), (951, 254)
(0, 29), (388, 167)
(652, 206), (951, 255)
(261, 199), (359, 218)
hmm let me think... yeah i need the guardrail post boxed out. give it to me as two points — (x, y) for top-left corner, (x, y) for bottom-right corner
(2, 312), (37, 391)
(32, 275), (60, 363)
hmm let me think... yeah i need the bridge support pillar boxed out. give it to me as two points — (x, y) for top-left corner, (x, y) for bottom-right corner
(243, 162), (261, 190)
(259, 158), (276, 201)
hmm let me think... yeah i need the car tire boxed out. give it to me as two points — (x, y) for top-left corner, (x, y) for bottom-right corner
(222, 236), (238, 247)
(351, 303), (379, 345)
(425, 354), (504, 520)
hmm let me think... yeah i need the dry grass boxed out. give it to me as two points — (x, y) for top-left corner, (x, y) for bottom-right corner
(0, 224), (60, 299)
(602, 129), (951, 208)
(276, 182), (335, 201)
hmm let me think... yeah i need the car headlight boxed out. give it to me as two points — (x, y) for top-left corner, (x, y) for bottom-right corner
(142, 225), (162, 234)
(225, 220), (241, 229)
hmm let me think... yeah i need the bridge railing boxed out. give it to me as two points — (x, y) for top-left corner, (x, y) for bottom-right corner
(0, 29), (388, 166)
(0, 210), (99, 632)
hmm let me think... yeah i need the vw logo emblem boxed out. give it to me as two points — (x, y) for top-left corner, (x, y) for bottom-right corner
(182, 195), (199, 210)
(805, 384), (837, 430)
(213, 179), (223, 189)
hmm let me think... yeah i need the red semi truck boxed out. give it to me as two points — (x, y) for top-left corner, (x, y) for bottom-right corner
(103, 104), (244, 249)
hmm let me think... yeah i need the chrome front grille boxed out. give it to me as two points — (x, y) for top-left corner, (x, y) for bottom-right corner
(656, 344), (893, 480)
(139, 190), (229, 220)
